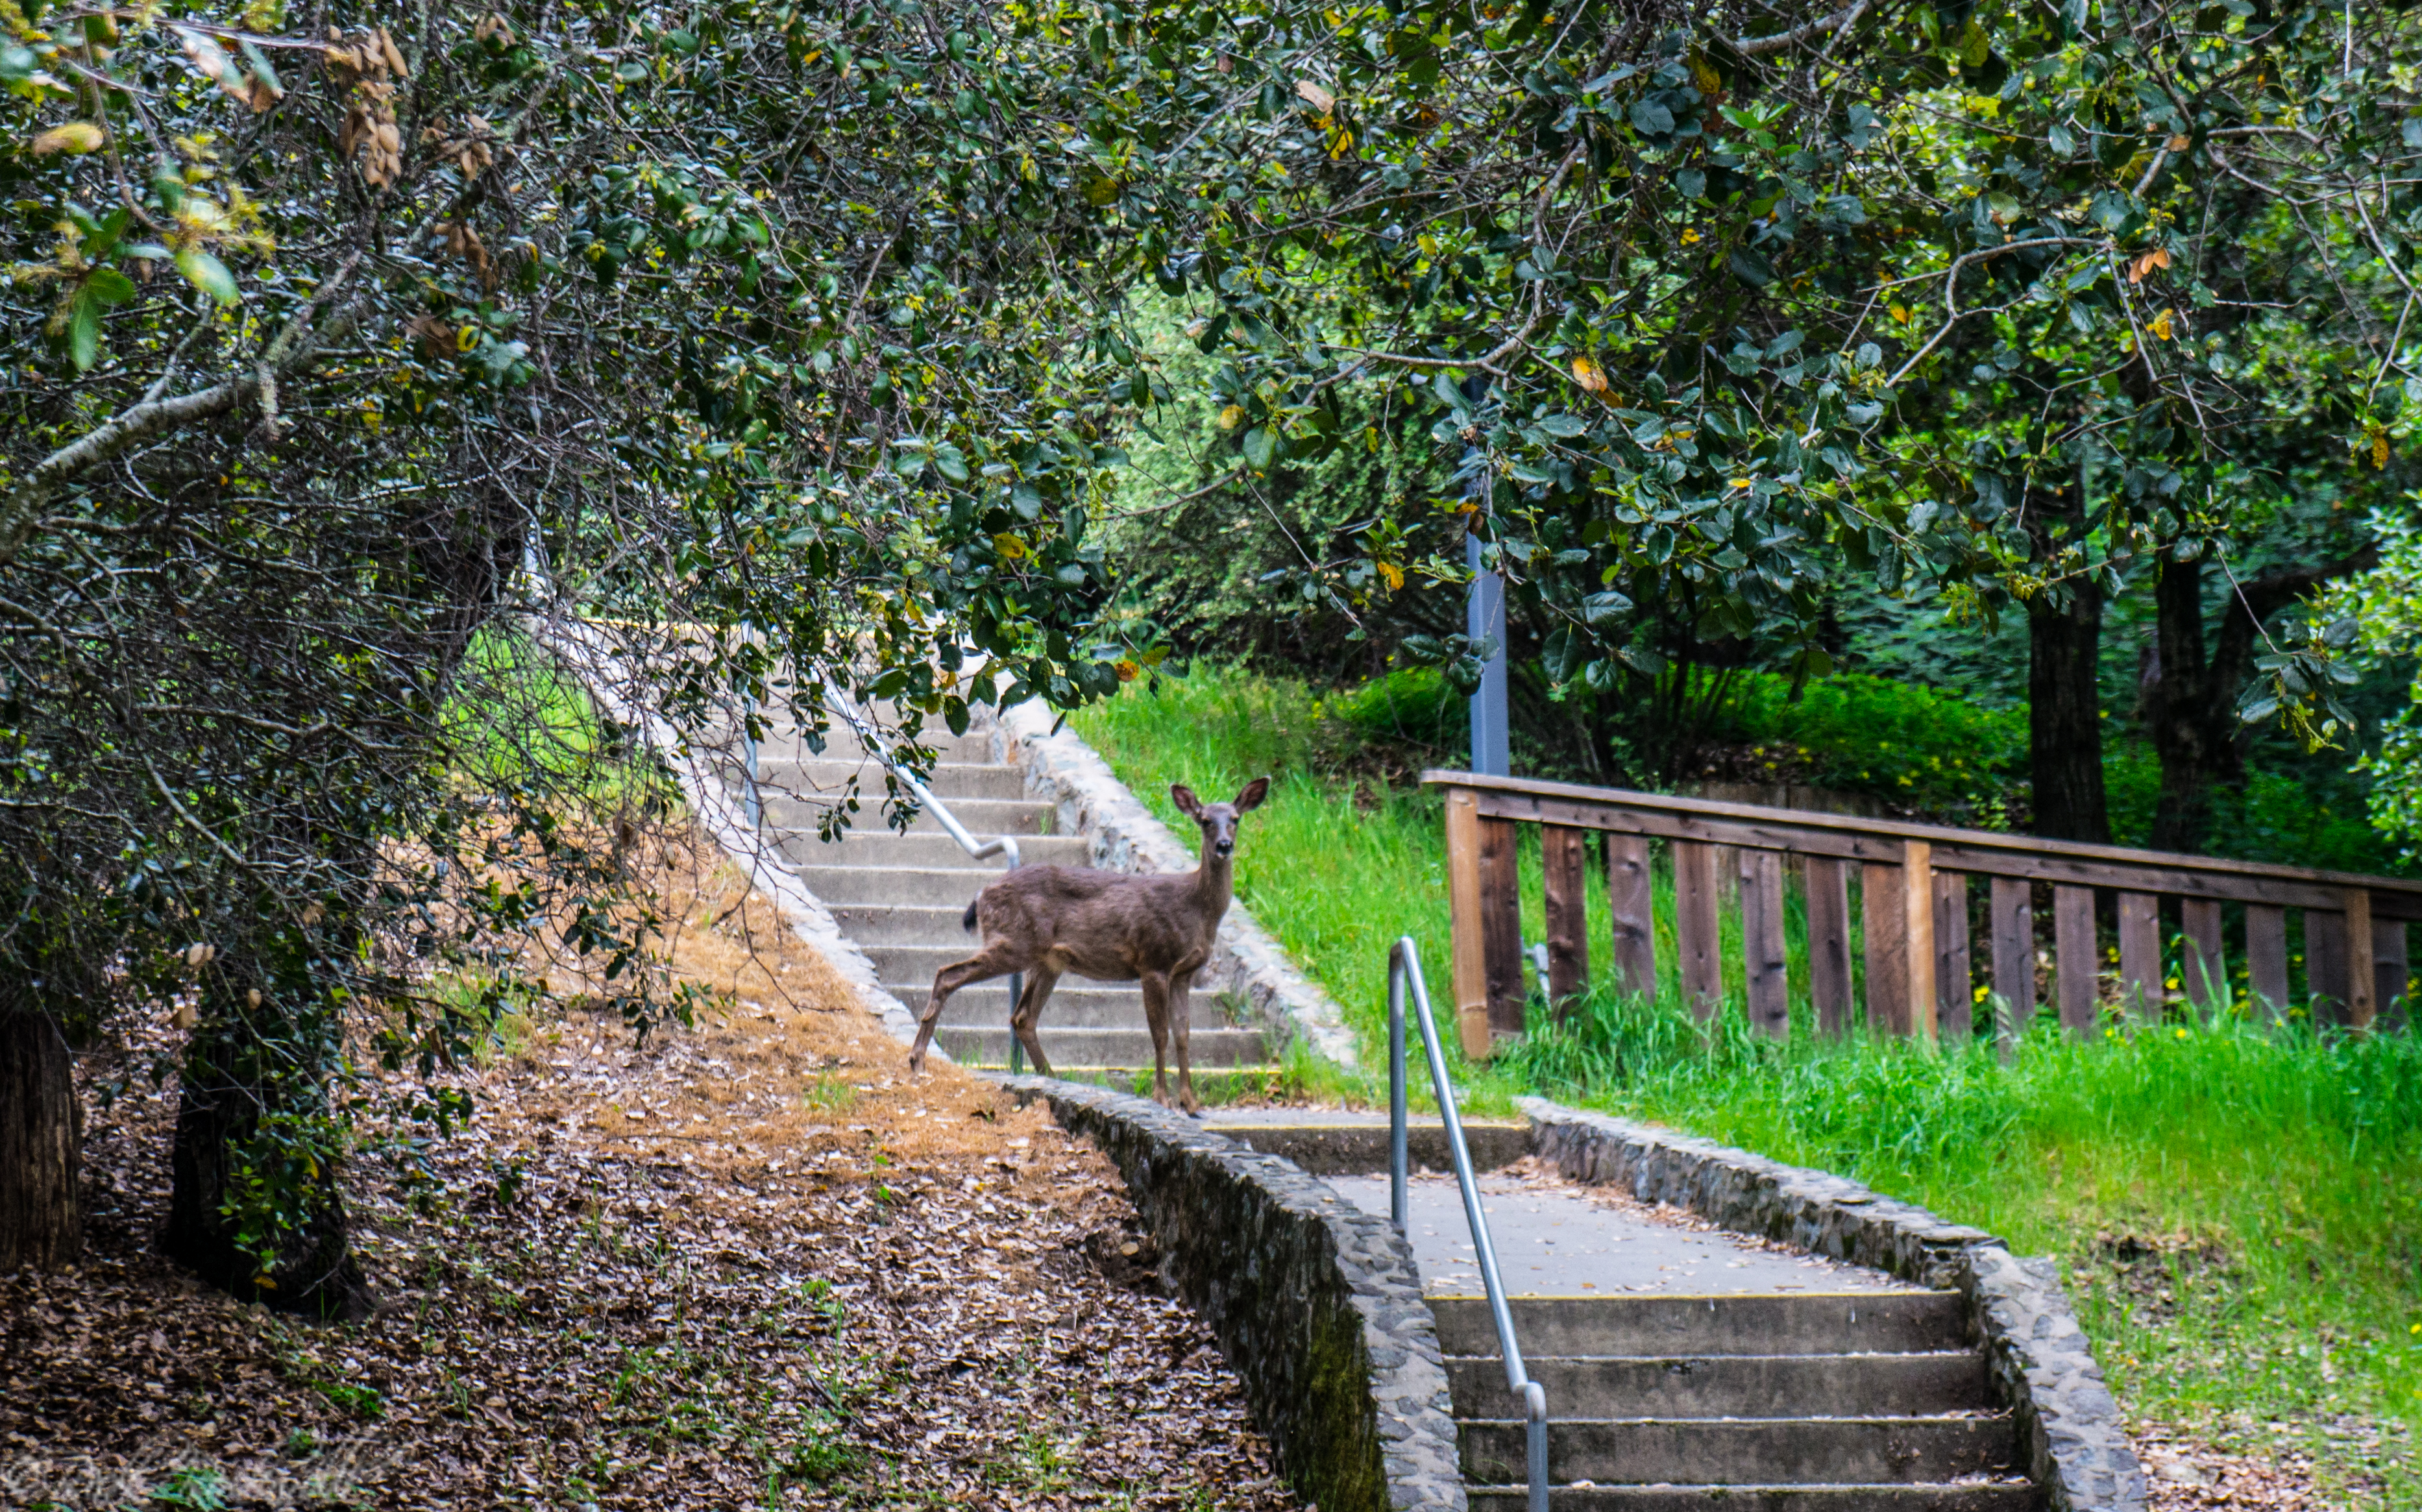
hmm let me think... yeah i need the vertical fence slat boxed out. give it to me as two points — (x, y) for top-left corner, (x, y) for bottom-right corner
(2379, 918), (2412, 1030)
(2180, 897), (2225, 1012)
(1478, 816), (1527, 1040)
(1805, 855), (1855, 1034)
(1540, 825), (1591, 1018)
(1935, 871), (1972, 1042)
(2306, 908), (2349, 1025)
(1674, 840), (1724, 1018)
(2118, 892), (2162, 1021)
(1862, 860), (1908, 1034)
(1443, 788), (1493, 1057)
(1606, 833), (1658, 1001)
(1741, 849), (1790, 1038)
(1904, 842), (1937, 1039)
(2245, 903), (2289, 1019)
(2345, 888), (2377, 1029)
(2053, 884), (2098, 1036)
(1990, 877), (2035, 1043)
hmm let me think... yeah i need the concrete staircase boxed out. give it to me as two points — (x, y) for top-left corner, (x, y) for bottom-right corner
(740, 720), (1278, 1082)
(1439, 1291), (2034, 1511)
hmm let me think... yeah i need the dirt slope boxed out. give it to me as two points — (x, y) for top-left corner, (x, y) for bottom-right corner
(1, 837), (1303, 1511)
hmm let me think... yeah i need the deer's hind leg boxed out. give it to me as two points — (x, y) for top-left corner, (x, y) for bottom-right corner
(1139, 971), (1176, 1109)
(910, 942), (1028, 1073)
(1009, 966), (1062, 1077)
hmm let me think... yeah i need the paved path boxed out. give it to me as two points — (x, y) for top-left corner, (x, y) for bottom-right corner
(1326, 1169), (1915, 1297)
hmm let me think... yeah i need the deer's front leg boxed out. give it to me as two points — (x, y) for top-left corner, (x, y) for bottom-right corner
(1010, 966), (1060, 1077)
(1139, 971), (1175, 1109)
(1168, 969), (1201, 1116)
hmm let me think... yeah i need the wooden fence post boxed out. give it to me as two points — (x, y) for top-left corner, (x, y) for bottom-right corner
(1606, 834), (1658, 1001)
(1904, 841), (1937, 1039)
(2179, 898), (2224, 1013)
(1989, 877), (2034, 1045)
(2117, 892), (2162, 1021)
(1934, 870), (1971, 1042)
(2245, 904), (2289, 1021)
(1804, 856), (1854, 1034)
(1674, 840), (1724, 1018)
(2053, 884), (2098, 1036)
(1478, 816), (1527, 1041)
(1541, 825), (1591, 1019)
(1443, 788), (1493, 1057)
(1861, 860), (1906, 1034)
(1741, 848), (1789, 1038)
(2343, 888), (2377, 1030)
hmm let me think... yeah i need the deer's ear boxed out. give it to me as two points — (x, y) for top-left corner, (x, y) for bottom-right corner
(1233, 777), (1270, 814)
(1170, 783), (1203, 820)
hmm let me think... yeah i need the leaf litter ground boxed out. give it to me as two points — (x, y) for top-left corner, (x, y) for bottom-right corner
(2, 837), (1305, 1511)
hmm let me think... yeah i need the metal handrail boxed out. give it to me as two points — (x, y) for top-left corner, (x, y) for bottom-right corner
(1388, 938), (1548, 1512)
(815, 694), (1026, 1071)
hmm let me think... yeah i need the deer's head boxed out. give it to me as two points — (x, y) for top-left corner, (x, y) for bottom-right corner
(1171, 778), (1269, 860)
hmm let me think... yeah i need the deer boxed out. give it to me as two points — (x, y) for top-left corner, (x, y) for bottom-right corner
(905, 778), (1270, 1114)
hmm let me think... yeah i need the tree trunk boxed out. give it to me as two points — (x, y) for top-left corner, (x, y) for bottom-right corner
(160, 1006), (370, 1319)
(0, 1011), (81, 1269)
(2147, 554), (2225, 853)
(2029, 576), (2110, 844)
(2142, 543), (2381, 853)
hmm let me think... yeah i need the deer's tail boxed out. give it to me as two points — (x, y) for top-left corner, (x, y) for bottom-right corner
(961, 899), (980, 932)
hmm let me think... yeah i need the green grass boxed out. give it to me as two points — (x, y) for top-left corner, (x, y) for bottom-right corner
(1068, 663), (2422, 1502)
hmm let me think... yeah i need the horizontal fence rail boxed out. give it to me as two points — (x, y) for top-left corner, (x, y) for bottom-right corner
(1425, 769), (2422, 1051)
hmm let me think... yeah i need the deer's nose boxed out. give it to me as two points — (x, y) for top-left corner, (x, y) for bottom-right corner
(1215, 838), (1234, 857)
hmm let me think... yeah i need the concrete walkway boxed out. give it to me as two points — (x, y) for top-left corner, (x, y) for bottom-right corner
(1328, 1170), (1915, 1297)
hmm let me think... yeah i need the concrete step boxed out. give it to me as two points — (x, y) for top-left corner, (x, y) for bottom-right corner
(796, 866), (1010, 907)
(1465, 1483), (2038, 1511)
(767, 797), (1053, 837)
(826, 904), (981, 945)
(868, 942), (1200, 990)
(1459, 1415), (2020, 1487)
(752, 731), (998, 765)
(778, 832), (1091, 871)
(933, 1025), (1272, 1069)
(1446, 1352), (1996, 1421)
(1428, 1294), (1964, 1358)
(903, 982), (1230, 1030)
(754, 758), (1032, 802)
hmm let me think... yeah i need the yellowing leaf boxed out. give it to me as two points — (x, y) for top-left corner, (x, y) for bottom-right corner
(1216, 404), (1247, 430)
(1294, 79), (1336, 113)
(993, 533), (1028, 561)
(31, 121), (104, 155)
(174, 249), (239, 306)
(1571, 355), (1608, 394)
(1376, 561), (1405, 591)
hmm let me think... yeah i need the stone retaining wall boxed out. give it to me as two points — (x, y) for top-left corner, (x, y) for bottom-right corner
(1001, 1076), (1462, 1512)
(1520, 1096), (2146, 1512)
(992, 703), (1360, 1070)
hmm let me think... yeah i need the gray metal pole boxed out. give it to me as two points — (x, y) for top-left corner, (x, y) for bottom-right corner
(1467, 532), (1510, 777)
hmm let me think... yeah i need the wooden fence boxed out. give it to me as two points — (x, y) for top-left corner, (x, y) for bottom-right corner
(1427, 769), (2422, 1057)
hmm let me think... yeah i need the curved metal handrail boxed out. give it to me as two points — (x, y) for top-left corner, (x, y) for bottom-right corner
(1389, 937), (1548, 1512)
(809, 694), (1027, 1069)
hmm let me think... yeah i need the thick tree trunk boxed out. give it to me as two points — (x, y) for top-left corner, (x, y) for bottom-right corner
(160, 1009), (370, 1319)
(2147, 555), (2226, 853)
(2029, 577), (2110, 844)
(0, 1011), (81, 1269)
